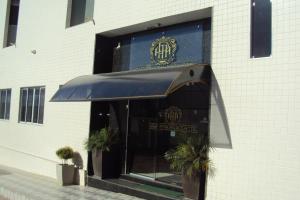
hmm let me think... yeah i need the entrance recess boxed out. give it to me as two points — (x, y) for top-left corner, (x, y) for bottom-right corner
(126, 82), (210, 186)
(50, 64), (211, 186)
(127, 98), (182, 184)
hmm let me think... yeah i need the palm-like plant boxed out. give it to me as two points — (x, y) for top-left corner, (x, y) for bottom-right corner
(165, 133), (212, 177)
(84, 127), (119, 152)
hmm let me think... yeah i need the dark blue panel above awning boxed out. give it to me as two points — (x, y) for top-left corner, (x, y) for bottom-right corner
(50, 64), (209, 102)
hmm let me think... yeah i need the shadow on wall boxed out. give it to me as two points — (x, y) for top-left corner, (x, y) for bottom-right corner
(209, 71), (232, 149)
(72, 152), (86, 185)
(73, 152), (84, 169)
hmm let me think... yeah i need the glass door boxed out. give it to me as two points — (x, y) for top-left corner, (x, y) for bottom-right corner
(126, 99), (159, 179)
(125, 83), (210, 185)
(126, 99), (184, 184)
(155, 127), (182, 186)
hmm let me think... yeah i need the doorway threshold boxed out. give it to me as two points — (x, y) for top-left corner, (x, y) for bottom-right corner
(87, 175), (184, 200)
(129, 173), (155, 181)
(121, 174), (182, 192)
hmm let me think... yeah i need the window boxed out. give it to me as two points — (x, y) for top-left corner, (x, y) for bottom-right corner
(66, 0), (94, 27)
(4, 0), (20, 47)
(251, 0), (272, 58)
(0, 89), (11, 120)
(19, 87), (45, 124)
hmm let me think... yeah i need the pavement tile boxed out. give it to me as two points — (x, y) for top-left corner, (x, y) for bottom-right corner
(0, 165), (144, 200)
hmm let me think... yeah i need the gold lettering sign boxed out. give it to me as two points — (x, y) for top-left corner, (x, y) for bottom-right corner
(164, 106), (182, 124)
(148, 122), (199, 134)
(148, 106), (199, 134)
(150, 36), (177, 66)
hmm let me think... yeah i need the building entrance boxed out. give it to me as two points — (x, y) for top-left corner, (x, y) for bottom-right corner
(124, 83), (210, 186)
(126, 99), (181, 185)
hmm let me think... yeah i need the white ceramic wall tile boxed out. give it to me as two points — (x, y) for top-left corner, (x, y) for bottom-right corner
(0, 0), (300, 199)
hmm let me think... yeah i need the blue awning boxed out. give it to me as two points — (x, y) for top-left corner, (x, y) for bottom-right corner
(50, 64), (209, 102)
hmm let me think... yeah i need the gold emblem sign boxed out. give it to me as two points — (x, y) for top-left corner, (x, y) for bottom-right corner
(164, 106), (182, 124)
(150, 36), (177, 66)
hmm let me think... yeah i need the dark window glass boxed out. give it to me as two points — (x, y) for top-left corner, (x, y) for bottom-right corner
(251, 0), (272, 58)
(9, 4), (19, 25)
(5, 90), (11, 119)
(5, 0), (20, 47)
(26, 88), (33, 122)
(85, 0), (94, 21)
(38, 88), (45, 124)
(0, 90), (6, 119)
(70, 0), (86, 26)
(0, 89), (11, 120)
(32, 88), (40, 123)
(68, 0), (94, 27)
(7, 25), (17, 46)
(20, 89), (27, 122)
(11, 0), (20, 6)
(19, 87), (45, 124)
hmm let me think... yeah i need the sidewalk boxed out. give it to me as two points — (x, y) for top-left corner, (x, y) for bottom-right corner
(0, 165), (144, 200)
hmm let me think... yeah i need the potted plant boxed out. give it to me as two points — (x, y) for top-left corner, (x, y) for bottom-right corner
(84, 127), (119, 178)
(56, 146), (75, 186)
(165, 133), (212, 200)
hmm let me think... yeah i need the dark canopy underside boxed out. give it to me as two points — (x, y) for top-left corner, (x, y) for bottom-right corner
(50, 64), (210, 102)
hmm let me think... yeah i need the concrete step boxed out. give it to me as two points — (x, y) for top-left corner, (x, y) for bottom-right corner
(88, 176), (184, 200)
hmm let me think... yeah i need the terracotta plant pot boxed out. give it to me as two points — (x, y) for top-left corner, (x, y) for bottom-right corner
(182, 171), (206, 200)
(56, 164), (75, 186)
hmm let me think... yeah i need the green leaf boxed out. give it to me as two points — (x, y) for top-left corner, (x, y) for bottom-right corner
(164, 132), (213, 177)
(56, 146), (74, 163)
(84, 127), (119, 152)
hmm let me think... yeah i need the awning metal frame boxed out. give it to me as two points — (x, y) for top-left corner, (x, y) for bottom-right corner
(50, 64), (210, 102)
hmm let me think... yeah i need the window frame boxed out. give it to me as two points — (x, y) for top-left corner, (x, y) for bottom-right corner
(18, 86), (45, 125)
(0, 89), (12, 120)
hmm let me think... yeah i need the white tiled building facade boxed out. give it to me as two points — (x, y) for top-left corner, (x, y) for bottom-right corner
(0, 0), (300, 200)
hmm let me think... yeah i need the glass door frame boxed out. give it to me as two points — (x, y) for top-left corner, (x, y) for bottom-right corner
(123, 99), (179, 182)
(124, 99), (159, 180)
